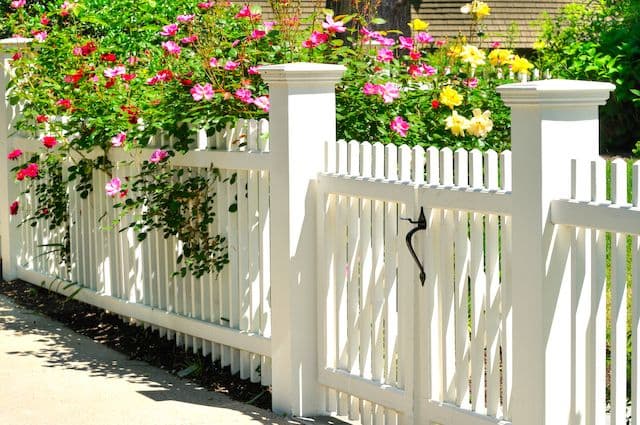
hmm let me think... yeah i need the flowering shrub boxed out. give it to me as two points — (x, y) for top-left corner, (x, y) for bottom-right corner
(3, 0), (532, 274)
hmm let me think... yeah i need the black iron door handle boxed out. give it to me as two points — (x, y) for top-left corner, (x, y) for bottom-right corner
(400, 207), (426, 286)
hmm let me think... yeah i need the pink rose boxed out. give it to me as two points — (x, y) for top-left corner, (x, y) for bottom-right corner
(322, 15), (346, 34)
(253, 96), (270, 112)
(376, 48), (394, 63)
(190, 83), (214, 101)
(161, 41), (181, 56)
(105, 177), (122, 197)
(390, 116), (409, 137)
(149, 149), (169, 164)
(7, 149), (22, 160)
(177, 14), (195, 23)
(224, 60), (239, 71)
(160, 23), (179, 37)
(9, 200), (19, 216)
(111, 132), (126, 147)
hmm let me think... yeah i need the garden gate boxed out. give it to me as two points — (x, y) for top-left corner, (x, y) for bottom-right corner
(259, 65), (632, 425)
(3, 40), (640, 425)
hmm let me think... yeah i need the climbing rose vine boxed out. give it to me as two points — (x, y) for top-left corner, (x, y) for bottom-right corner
(3, 0), (532, 275)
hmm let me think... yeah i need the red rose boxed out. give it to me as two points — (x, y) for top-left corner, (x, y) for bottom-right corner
(81, 42), (97, 56)
(100, 53), (117, 62)
(42, 136), (57, 148)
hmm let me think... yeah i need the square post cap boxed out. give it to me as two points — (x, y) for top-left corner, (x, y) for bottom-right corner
(497, 79), (615, 107)
(259, 62), (346, 86)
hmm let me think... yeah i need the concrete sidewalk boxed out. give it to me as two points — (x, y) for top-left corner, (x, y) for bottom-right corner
(0, 295), (347, 425)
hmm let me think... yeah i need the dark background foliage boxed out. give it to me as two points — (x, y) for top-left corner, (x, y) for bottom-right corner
(537, 0), (640, 156)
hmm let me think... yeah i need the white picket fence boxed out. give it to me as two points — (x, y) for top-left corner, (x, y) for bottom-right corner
(3, 40), (640, 425)
(317, 141), (513, 424)
(9, 118), (275, 386)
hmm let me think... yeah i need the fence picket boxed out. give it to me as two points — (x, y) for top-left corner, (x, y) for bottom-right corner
(238, 167), (251, 379)
(347, 140), (361, 420)
(585, 158), (607, 425)
(425, 146), (442, 402)
(469, 149), (486, 414)
(323, 187), (338, 413)
(454, 148), (470, 409)
(336, 140), (349, 416)
(258, 165), (271, 385)
(227, 164), (241, 373)
(439, 148), (456, 403)
(248, 165), (261, 383)
(384, 144), (399, 392)
(484, 150), (500, 416)
(499, 150), (513, 419)
(215, 139), (231, 367)
(398, 144), (414, 402)
(371, 142), (385, 425)
(568, 159), (590, 424)
(359, 142), (374, 384)
(611, 159), (628, 425)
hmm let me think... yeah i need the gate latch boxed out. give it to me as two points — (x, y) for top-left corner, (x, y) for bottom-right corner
(401, 207), (426, 286)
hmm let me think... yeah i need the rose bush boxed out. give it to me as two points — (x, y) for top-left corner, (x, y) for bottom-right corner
(3, 0), (531, 275)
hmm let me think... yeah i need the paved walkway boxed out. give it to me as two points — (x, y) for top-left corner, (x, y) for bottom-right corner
(0, 295), (348, 425)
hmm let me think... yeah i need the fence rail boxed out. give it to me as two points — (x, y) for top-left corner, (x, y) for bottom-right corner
(9, 117), (274, 386)
(4, 39), (640, 425)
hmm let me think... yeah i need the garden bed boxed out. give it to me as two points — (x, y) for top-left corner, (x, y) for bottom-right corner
(0, 279), (271, 410)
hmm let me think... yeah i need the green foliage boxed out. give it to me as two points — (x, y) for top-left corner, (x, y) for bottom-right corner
(535, 0), (640, 155)
(3, 0), (523, 276)
(117, 160), (229, 279)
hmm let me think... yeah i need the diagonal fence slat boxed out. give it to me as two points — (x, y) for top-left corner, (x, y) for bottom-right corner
(318, 141), (515, 425)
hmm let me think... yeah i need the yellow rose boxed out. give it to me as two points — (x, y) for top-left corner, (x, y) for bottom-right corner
(473, 1), (491, 19)
(462, 1), (491, 20)
(447, 44), (462, 58)
(488, 48), (513, 66)
(468, 109), (493, 138)
(511, 55), (534, 74)
(408, 18), (429, 31)
(445, 111), (471, 137)
(460, 45), (486, 67)
(532, 41), (546, 50)
(439, 86), (463, 109)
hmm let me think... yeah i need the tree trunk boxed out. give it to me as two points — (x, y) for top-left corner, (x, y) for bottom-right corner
(375, 0), (411, 36)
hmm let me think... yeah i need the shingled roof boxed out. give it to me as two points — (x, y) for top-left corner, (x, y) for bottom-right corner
(411, 0), (576, 48)
(241, 0), (576, 48)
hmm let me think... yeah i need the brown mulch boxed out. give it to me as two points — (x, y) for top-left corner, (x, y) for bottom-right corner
(0, 279), (271, 410)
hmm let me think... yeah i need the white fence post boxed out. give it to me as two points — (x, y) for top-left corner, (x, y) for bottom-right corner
(497, 80), (614, 425)
(259, 63), (346, 417)
(0, 38), (31, 281)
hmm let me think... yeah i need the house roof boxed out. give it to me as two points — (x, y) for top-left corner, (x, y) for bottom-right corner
(411, 0), (577, 48)
(243, 0), (576, 48)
